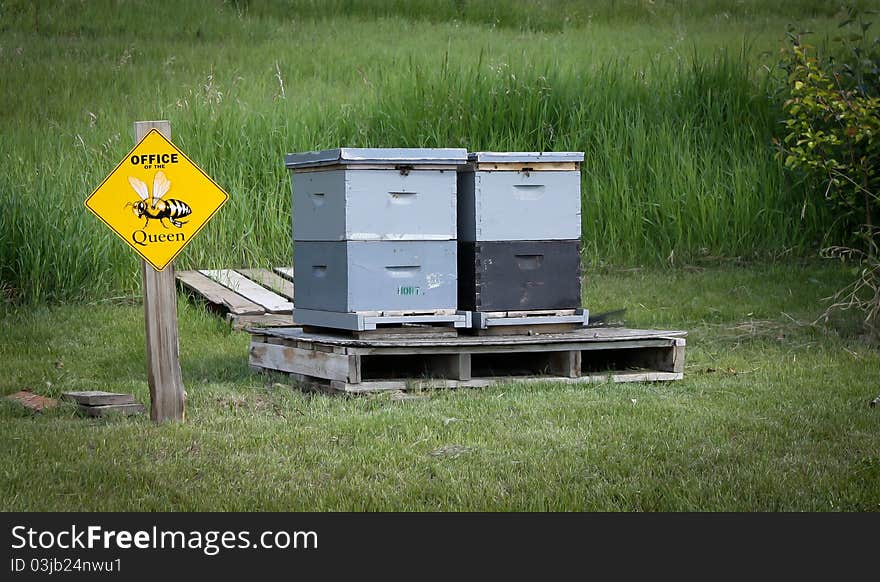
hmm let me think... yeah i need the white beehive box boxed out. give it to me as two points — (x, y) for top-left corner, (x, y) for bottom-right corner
(286, 148), (468, 241)
(456, 151), (584, 242)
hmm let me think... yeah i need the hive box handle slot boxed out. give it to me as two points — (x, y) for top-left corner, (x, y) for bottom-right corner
(514, 254), (544, 270)
(312, 265), (328, 277)
(310, 192), (326, 207)
(513, 184), (545, 200)
(385, 265), (421, 278)
(388, 191), (418, 204)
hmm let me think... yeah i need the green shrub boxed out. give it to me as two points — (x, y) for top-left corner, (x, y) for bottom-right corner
(777, 8), (880, 335)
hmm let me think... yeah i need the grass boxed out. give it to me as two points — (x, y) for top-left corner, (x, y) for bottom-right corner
(3, 1), (879, 302)
(2, 263), (879, 511)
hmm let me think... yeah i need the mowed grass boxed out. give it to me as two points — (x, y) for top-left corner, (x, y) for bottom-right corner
(2, 263), (879, 511)
(3, 1), (878, 302)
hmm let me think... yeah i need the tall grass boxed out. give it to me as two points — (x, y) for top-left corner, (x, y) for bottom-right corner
(0, 1), (868, 302)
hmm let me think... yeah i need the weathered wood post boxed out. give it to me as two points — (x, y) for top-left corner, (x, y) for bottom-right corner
(134, 120), (185, 423)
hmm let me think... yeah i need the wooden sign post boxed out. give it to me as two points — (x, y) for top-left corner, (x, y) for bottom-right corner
(135, 122), (185, 422)
(84, 119), (228, 423)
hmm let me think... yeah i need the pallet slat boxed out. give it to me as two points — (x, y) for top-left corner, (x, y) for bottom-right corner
(274, 267), (294, 281)
(228, 313), (294, 330)
(256, 326), (685, 348)
(62, 391), (136, 406)
(249, 340), (352, 381)
(329, 372), (682, 394)
(200, 269), (293, 313)
(176, 270), (265, 315)
(236, 268), (295, 301)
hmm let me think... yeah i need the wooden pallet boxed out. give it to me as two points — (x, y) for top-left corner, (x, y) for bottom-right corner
(248, 326), (686, 394)
(176, 267), (295, 329)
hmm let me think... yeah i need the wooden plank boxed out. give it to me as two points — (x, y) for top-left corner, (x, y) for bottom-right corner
(333, 372), (681, 394)
(348, 338), (679, 356)
(142, 247), (185, 422)
(257, 326), (687, 348)
(548, 351), (580, 379)
(228, 313), (294, 330)
(237, 268), (294, 301)
(672, 338), (686, 374)
(348, 354), (362, 384)
(249, 340), (352, 382)
(351, 327), (459, 340)
(292, 163), (459, 173)
(200, 269), (293, 313)
(135, 120), (185, 424)
(80, 403), (146, 417)
(177, 270), (264, 315)
(273, 267), (294, 281)
(477, 324), (582, 336)
(472, 162), (580, 172)
(437, 353), (471, 381)
(62, 391), (136, 406)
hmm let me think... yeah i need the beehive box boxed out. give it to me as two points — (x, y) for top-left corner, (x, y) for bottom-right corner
(286, 148), (467, 241)
(458, 240), (582, 312)
(294, 240), (458, 313)
(457, 152), (584, 242)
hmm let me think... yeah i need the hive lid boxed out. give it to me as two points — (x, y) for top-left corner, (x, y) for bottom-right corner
(467, 151), (584, 164)
(285, 148), (468, 169)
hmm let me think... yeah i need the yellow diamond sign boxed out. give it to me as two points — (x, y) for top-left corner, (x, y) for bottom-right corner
(85, 129), (229, 271)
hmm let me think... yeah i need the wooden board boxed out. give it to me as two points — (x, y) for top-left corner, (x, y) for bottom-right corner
(135, 120), (185, 424)
(176, 270), (264, 315)
(229, 313), (295, 330)
(292, 163), (460, 173)
(200, 269), (293, 313)
(80, 403), (146, 417)
(274, 267), (294, 281)
(249, 341), (353, 382)
(236, 268), (294, 301)
(256, 326), (686, 349)
(280, 372), (683, 395)
(471, 162), (580, 172)
(62, 391), (136, 406)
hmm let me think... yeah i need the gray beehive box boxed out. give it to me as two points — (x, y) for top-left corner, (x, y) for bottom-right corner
(457, 151), (584, 242)
(286, 148), (468, 241)
(294, 240), (458, 313)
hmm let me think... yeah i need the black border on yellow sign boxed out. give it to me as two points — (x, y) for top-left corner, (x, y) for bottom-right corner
(83, 128), (230, 271)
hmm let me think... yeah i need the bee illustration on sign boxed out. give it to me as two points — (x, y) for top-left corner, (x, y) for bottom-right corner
(125, 171), (192, 228)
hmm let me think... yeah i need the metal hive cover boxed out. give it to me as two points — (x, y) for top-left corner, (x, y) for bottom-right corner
(467, 151), (584, 164)
(285, 147), (468, 169)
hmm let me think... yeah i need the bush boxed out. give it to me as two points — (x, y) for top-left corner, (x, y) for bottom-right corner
(777, 8), (880, 336)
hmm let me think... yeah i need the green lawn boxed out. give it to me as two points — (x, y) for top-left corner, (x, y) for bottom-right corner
(2, 263), (878, 511)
